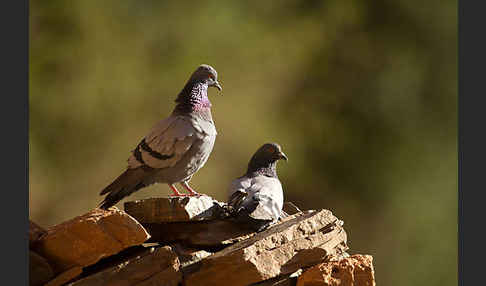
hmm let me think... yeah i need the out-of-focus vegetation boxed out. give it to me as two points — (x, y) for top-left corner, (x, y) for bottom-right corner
(29, 1), (457, 285)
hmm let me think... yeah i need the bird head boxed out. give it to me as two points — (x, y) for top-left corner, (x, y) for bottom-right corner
(248, 143), (288, 172)
(190, 64), (222, 92)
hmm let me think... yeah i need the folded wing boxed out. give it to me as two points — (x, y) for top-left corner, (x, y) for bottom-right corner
(228, 176), (284, 222)
(128, 116), (202, 170)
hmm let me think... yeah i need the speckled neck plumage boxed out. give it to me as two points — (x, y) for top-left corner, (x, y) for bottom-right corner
(247, 161), (278, 178)
(173, 80), (212, 115)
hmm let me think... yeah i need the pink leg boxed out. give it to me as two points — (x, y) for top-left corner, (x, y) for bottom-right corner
(181, 181), (201, 196)
(168, 184), (187, 197)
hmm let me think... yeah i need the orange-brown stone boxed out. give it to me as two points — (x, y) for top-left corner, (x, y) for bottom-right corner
(45, 266), (83, 286)
(29, 220), (47, 248)
(297, 254), (375, 286)
(33, 207), (150, 273)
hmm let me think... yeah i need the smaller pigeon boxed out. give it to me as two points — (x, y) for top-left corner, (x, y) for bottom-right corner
(227, 143), (288, 231)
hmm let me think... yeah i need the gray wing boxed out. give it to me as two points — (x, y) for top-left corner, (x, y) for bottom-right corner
(227, 176), (252, 209)
(127, 115), (203, 170)
(228, 176), (284, 222)
(227, 190), (248, 211)
(98, 115), (208, 209)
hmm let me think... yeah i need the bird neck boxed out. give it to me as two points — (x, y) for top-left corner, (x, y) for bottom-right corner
(246, 161), (278, 178)
(174, 80), (212, 114)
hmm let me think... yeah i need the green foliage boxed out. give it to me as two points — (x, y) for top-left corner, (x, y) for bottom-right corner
(30, 1), (457, 285)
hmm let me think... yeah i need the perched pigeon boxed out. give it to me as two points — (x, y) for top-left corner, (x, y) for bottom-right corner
(227, 143), (288, 231)
(99, 64), (222, 209)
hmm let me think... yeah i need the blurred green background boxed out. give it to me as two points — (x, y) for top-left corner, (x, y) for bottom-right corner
(29, 1), (457, 285)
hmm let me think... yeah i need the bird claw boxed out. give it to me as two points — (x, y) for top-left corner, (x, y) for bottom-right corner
(180, 182), (202, 197)
(168, 194), (189, 198)
(169, 184), (189, 197)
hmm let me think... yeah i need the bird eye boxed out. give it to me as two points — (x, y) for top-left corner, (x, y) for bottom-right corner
(209, 74), (215, 80)
(266, 146), (275, 153)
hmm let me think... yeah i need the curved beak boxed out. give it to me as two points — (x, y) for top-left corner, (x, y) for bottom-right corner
(278, 151), (288, 161)
(213, 81), (222, 92)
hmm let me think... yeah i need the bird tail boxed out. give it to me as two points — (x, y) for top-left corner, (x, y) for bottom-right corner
(98, 167), (154, 209)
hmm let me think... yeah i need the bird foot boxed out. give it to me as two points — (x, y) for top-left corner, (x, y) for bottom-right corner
(181, 182), (202, 197)
(168, 184), (188, 197)
(168, 193), (189, 198)
(187, 192), (201, 197)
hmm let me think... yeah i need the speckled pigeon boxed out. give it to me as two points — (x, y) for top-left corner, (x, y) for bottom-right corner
(99, 64), (221, 209)
(227, 143), (287, 231)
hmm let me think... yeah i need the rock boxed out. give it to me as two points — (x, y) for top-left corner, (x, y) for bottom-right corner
(32, 207), (150, 273)
(127, 198), (306, 250)
(67, 246), (181, 286)
(29, 220), (47, 248)
(144, 219), (256, 250)
(45, 267), (83, 286)
(296, 254), (376, 286)
(253, 269), (302, 286)
(172, 243), (213, 277)
(124, 196), (226, 223)
(30, 251), (54, 286)
(172, 244), (212, 267)
(280, 202), (303, 218)
(254, 276), (297, 286)
(184, 209), (348, 286)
